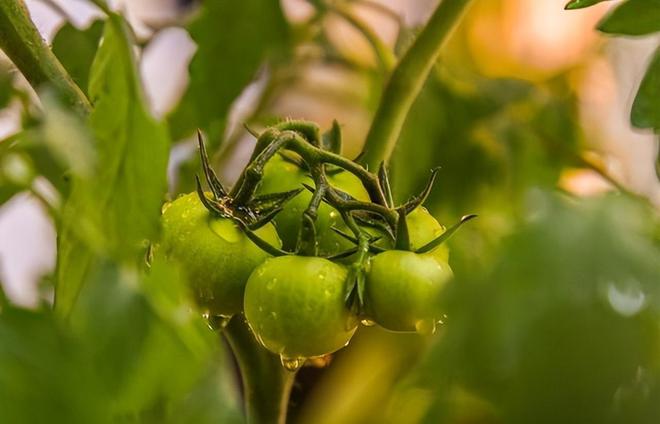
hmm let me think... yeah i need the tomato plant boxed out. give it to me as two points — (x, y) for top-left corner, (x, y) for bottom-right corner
(1, 0), (660, 423)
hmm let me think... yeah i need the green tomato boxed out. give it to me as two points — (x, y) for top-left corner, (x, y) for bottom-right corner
(257, 154), (369, 255)
(244, 255), (358, 362)
(160, 192), (281, 317)
(365, 250), (453, 333)
(407, 207), (449, 262)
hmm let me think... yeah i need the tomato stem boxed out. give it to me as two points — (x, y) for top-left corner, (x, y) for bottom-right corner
(0, 0), (91, 113)
(360, 0), (473, 169)
(224, 315), (296, 424)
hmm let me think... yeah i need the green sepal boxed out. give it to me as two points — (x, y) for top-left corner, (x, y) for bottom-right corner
(416, 214), (477, 254)
(378, 162), (394, 208)
(197, 131), (227, 198)
(401, 167), (440, 214)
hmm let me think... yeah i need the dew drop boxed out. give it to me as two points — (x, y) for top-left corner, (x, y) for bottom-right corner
(437, 314), (448, 325)
(207, 314), (231, 331)
(607, 279), (646, 317)
(361, 319), (376, 327)
(415, 319), (436, 335)
(280, 355), (304, 372)
(161, 202), (172, 214)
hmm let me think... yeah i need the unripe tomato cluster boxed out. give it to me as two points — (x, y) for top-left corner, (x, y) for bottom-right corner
(160, 124), (459, 370)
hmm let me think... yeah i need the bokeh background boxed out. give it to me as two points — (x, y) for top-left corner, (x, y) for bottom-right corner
(1, 0), (660, 423)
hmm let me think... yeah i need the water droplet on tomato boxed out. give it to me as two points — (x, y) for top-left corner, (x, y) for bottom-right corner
(361, 319), (376, 327)
(161, 202), (171, 214)
(280, 355), (304, 372)
(415, 319), (436, 335)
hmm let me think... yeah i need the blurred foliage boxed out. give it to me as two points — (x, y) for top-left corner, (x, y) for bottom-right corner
(597, 0), (660, 36)
(56, 17), (170, 316)
(168, 0), (290, 143)
(51, 20), (104, 96)
(409, 194), (660, 424)
(0, 62), (13, 109)
(632, 48), (660, 131)
(565, 0), (613, 10)
(0, 259), (240, 423)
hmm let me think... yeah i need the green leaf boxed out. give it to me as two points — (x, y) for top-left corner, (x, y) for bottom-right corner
(0, 308), (111, 423)
(0, 259), (232, 422)
(564, 0), (612, 10)
(69, 259), (216, 415)
(598, 0), (660, 36)
(52, 20), (104, 96)
(631, 47), (660, 130)
(168, 0), (289, 143)
(55, 16), (170, 316)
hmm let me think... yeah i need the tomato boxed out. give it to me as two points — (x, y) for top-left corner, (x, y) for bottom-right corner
(244, 255), (358, 362)
(364, 250), (453, 333)
(407, 207), (449, 262)
(257, 154), (370, 255)
(160, 192), (281, 317)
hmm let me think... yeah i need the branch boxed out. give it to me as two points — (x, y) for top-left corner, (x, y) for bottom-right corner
(0, 0), (91, 113)
(360, 0), (473, 169)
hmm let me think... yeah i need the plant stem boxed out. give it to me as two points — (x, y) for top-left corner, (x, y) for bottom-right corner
(0, 0), (91, 113)
(224, 315), (296, 424)
(360, 0), (473, 169)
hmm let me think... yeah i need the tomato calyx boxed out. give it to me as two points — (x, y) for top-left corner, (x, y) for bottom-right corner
(195, 131), (302, 232)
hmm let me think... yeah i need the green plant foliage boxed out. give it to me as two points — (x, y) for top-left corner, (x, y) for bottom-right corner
(564, 0), (612, 10)
(598, 0), (660, 36)
(168, 0), (289, 143)
(51, 20), (104, 96)
(632, 48), (660, 131)
(56, 17), (170, 316)
(0, 259), (237, 422)
(414, 194), (660, 424)
(391, 73), (579, 215)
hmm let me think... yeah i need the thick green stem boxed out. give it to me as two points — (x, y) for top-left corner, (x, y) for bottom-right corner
(360, 0), (473, 169)
(224, 315), (296, 424)
(0, 0), (91, 113)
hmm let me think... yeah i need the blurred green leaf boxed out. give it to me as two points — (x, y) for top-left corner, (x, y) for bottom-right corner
(0, 135), (34, 205)
(69, 258), (217, 416)
(598, 0), (660, 36)
(631, 47), (660, 131)
(565, 0), (612, 10)
(0, 307), (110, 424)
(391, 73), (578, 217)
(0, 258), (234, 422)
(52, 20), (104, 96)
(414, 194), (660, 424)
(56, 17), (170, 316)
(168, 0), (289, 143)
(0, 62), (14, 109)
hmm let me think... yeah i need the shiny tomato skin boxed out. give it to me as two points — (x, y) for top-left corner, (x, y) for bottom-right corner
(244, 255), (358, 358)
(365, 250), (453, 332)
(160, 192), (281, 316)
